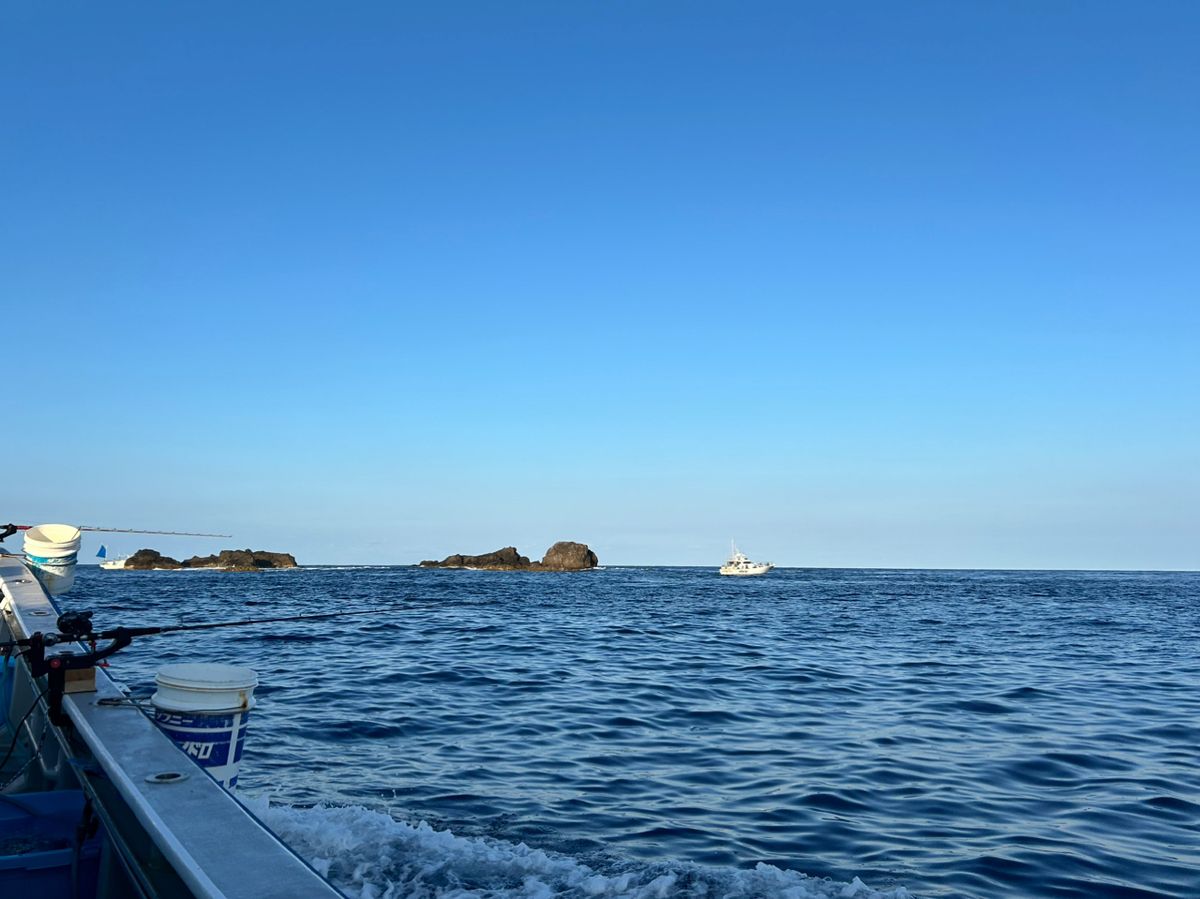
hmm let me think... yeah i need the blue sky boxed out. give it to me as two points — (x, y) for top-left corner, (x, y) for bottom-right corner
(3, 3), (1197, 568)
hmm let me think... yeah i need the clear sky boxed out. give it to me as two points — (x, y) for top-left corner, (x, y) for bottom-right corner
(3, 3), (1197, 569)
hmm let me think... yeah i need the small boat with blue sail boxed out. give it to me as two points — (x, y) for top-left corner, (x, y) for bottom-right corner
(96, 544), (128, 570)
(1, 522), (343, 897)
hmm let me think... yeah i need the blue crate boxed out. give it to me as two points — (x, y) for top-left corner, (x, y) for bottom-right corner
(0, 791), (101, 896)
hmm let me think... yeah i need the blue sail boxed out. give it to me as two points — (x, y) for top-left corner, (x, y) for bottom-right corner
(96, 544), (107, 559)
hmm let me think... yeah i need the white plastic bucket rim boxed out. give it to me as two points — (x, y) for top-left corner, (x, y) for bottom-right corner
(23, 524), (83, 558)
(152, 663), (258, 713)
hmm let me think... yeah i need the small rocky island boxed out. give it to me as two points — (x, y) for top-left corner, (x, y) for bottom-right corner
(420, 541), (598, 571)
(124, 549), (298, 571)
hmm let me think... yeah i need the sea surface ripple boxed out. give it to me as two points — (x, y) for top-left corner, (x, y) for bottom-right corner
(72, 567), (1199, 898)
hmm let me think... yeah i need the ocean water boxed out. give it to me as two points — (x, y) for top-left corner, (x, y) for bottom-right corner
(67, 567), (1198, 898)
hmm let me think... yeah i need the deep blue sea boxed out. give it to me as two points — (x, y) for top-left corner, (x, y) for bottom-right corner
(66, 567), (1198, 898)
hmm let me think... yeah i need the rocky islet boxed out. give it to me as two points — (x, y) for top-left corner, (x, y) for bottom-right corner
(420, 541), (598, 571)
(122, 549), (298, 571)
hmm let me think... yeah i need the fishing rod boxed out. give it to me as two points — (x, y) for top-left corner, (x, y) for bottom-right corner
(3, 605), (397, 651)
(3, 604), (399, 724)
(9, 524), (232, 538)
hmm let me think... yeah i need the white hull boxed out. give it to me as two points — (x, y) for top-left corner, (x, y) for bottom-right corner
(719, 563), (773, 576)
(99, 558), (126, 570)
(719, 543), (773, 576)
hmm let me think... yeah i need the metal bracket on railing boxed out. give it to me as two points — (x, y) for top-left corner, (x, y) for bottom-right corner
(20, 627), (133, 726)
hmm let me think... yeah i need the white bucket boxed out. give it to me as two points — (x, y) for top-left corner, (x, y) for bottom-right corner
(23, 524), (82, 596)
(151, 663), (258, 790)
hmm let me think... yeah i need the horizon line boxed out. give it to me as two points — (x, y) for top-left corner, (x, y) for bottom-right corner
(74, 562), (1200, 574)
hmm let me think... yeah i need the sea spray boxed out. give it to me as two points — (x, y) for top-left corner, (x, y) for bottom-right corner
(247, 800), (910, 899)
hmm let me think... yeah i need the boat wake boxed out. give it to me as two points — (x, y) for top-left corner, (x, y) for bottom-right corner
(251, 801), (910, 899)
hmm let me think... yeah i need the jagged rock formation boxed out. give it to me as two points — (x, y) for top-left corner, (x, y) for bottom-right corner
(123, 549), (298, 571)
(183, 549), (298, 571)
(125, 549), (183, 570)
(535, 541), (599, 571)
(420, 542), (598, 571)
(419, 546), (531, 570)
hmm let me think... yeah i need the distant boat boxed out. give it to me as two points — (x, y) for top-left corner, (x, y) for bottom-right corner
(96, 544), (127, 570)
(719, 542), (773, 576)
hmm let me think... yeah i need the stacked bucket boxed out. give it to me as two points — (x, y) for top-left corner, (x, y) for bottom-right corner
(22, 524), (82, 596)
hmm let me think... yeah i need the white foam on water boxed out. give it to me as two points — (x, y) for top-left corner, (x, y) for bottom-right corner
(248, 800), (910, 899)
(301, 566), (386, 571)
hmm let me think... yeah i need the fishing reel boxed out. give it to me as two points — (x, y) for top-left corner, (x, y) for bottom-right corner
(56, 611), (95, 640)
(6, 610), (137, 726)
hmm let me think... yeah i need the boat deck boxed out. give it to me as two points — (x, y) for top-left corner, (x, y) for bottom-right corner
(0, 552), (342, 898)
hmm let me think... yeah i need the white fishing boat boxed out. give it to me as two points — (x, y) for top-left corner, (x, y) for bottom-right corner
(1, 524), (343, 898)
(719, 542), (773, 576)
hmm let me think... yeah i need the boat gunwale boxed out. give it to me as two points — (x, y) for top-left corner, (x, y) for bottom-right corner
(0, 552), (341, 898)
